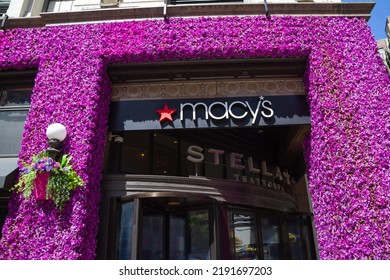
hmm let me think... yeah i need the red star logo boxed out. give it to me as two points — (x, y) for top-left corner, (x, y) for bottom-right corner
(156, 104), (176, 123)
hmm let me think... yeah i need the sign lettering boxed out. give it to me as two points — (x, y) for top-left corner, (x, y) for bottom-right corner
(180, 96), (274, 124)
(186, 145), (295, 191)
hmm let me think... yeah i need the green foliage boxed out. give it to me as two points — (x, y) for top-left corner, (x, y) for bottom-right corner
(13, 170), (36, 200)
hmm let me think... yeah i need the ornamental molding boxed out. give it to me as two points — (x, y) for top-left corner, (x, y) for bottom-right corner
(4, 3), (374, 28)
(111, 78), (306, 101)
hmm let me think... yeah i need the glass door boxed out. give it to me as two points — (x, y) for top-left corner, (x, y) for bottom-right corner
(139, 206), (166, 260)
(139, 198), (213, 260)
(169, 209), (211, 260)
(117, 196), (214, 260)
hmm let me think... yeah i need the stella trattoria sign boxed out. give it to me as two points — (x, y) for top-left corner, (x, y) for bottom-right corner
(108, 95), (310, 131)
(186, 145), (295, 191)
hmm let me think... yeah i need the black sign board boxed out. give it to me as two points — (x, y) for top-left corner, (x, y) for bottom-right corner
(108, 95), (310, 131)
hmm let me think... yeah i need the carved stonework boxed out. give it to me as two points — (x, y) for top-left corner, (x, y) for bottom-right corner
(111, 78), (305, 101)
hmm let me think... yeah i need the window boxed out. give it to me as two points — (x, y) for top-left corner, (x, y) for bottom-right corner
(43, 0), (75, 13)
(0, 90), (30, 155)
(260, 216), (282, 260)
(0, 87), (31, 239)
(0, 1), (10, 15)
(0, 89), (31, 188)
(116, 196), (213, 260)
(153, 133), (178, 176)
(117, 201), (135, 260)
(229, 208), (316, 260)
(101, 0), (118, 7)
(231, 211), (258, 260)
(120, 132), (151, 174)
(170, 0), (243, 4)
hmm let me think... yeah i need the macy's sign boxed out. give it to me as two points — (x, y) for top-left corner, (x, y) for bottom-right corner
(179, 96), (273, 124)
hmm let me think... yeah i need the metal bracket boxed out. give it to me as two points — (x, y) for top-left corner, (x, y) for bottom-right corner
(163, 0), (168, 20)
(1, 14), (8, 32)
(264, 0), (270, 18)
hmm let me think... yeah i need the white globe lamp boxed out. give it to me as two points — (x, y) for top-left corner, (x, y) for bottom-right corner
(46, 123), (67, 159)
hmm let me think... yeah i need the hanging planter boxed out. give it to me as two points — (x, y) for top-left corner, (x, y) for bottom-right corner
(34, 172), (50, 200)
(12, 151), (84, 210)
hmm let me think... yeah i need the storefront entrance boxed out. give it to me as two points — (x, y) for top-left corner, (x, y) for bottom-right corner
(101, 190), (317, 260)
(98, 58), (317, 259)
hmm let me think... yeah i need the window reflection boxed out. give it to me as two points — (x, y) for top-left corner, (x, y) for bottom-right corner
(115, 198), (317, 260)
(120, 132), (150, 174)
(260, 217), (281, 260)
(140, 207), (165, 260)
(117, 201), (134, 259)
(231, 212), (258, 260)
(0, 111), (28, 155)
(0, 90), (31, 107)
(170, 209), (210, 260)
(153, 133), (178, 176)
(287, 216), (304, 260)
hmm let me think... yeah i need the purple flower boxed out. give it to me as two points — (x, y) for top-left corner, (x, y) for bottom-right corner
(0, 15), (389, 260)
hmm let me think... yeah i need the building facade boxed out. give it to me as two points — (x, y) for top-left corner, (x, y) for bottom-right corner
(377, 15), (390, 76)
(0, 1), (389, 260)
(377, 38), (389, 75)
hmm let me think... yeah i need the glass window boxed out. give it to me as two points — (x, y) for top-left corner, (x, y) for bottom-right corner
(43, 0), (75, 13)
(0, 111), (28, 155)
(0, 90), (31, 107)
(287, 215), (304, 259)
(153, 133), (178, 176)
(120, 132), (150, 174)
(301, 215), (317, 259)
(101, 0), (118, 7)
(0, 90), (30, 156)
(180, 140), (204, 177)
(0, 158), (18, 189)
(260, 216), (281, 260)
(231, 211), (258, 260)
(169, 213), (186, 259)
(0, 1), (10, 16)
(0, 199), (8, 239)
(0, 89), (31, 189)
(204, 148), (225, 179)
(170, 209), (210, 260)
(226, 152), (245, 181)
(117, 201), (135, 260)
(116, 196), (213, 260)
(170, 0), (243, 4)
(139, 207), (165, 260)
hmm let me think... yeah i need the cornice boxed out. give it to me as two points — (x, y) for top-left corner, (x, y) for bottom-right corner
(2, 3), (375, 29)
(111, 78), (306, 101)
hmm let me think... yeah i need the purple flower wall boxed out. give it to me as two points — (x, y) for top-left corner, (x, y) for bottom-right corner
(0, 16), (389, 259)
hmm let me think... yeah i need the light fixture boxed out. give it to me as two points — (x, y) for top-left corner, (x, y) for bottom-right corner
(46, 123), (67, 159)
(167, 201), (181, 206)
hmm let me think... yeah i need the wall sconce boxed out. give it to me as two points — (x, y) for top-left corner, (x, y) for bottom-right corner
(46, 123), (67, 159)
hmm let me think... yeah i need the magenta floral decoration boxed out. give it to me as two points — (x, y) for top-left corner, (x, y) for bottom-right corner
(0, 15), (389, 260)
(12, 152), (84, 210)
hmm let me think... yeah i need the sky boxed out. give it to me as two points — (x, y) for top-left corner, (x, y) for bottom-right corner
(342, 0), (389, 40)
